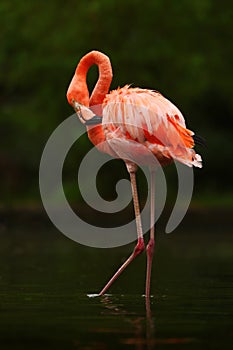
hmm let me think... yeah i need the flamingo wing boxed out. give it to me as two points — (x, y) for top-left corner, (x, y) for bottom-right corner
(102, 85), (202, 168)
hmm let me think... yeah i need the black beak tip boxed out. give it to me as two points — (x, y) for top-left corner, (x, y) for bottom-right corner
(85, 115), (102, 125)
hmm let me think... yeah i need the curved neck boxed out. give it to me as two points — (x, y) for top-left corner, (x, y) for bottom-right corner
(67, 51), (112, 109)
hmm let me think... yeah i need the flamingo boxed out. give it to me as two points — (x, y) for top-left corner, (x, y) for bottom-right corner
(66, 50), (202, 298)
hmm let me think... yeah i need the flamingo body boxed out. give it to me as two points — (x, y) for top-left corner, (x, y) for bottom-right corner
(66, 50), (202, 298)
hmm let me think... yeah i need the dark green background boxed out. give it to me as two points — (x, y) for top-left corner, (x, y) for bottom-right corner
(0, 0), (232, 209)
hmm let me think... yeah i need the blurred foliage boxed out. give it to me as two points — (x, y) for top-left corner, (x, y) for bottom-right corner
(0, 0), (232, 207)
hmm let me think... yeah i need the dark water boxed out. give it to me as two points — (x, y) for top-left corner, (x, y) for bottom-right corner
(0, 211), (232, 349)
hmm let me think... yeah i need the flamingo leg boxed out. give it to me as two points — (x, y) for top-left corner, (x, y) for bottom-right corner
(98, 162), (145, 296)
(145, 169), (156, 298)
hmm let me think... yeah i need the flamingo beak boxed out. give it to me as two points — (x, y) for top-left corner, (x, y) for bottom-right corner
(84, 115), (102, 125)
(72, 100), (102, 125)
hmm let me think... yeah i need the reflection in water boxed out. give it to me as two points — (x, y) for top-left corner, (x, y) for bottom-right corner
(145, 297), (155, 350)
(97, 295), (194, 349)
(99, 294), (155, 350)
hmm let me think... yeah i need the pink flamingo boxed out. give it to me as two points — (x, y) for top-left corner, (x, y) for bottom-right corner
(67, 50), (202, 298)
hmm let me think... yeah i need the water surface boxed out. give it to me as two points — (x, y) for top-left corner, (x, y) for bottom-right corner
(0, 211), (232, 349)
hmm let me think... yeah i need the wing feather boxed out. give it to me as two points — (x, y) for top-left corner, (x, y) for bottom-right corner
(102, 85), (202, 168)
